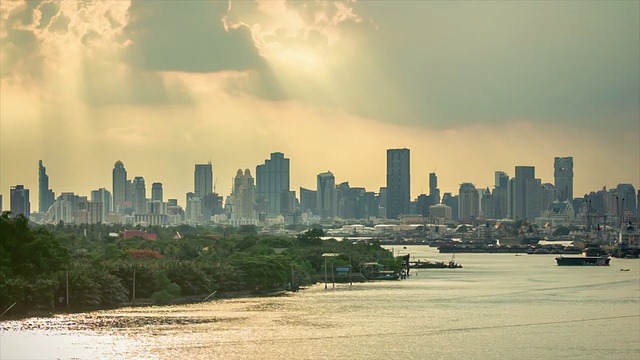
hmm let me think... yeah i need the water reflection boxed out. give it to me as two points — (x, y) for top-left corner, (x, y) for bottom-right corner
(2, 246), (639, 359)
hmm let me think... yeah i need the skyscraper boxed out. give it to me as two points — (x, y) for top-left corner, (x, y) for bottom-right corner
(617, 184), (637, 215)
(458, 183), (479, 220)
(152, 182), (163, 202)
(299, 187), (317, 214)
(512, 166), (545, 220)
(386, 148), (410, 219)
(429, 172), (440, 205)
(317, 171), (337, 218)
(38, 160), (55, 213)
(133, 176), (146, 214)
(194, 163), (213, 198)
(256, 152), (290, 217)
(554, 157), (573, 202)
(493, 171), (509, 219)
(112, 161), (127, 213)
(233, 169), (255, 220)
(91, 188), (112, 220)
(10, 185), (30, 218)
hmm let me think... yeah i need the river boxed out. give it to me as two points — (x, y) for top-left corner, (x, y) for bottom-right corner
(1, 245), (639, 359)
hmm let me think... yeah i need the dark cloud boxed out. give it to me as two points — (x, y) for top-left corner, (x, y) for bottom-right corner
(36, 2), (59, 30)
(355, 1), (640, 128)
(0, 1), (47, 81)
(124, 1), (262, 73)
(121, 1), (285, 101)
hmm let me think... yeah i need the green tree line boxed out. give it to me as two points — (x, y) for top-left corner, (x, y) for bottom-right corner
(0, 213), (400, 316)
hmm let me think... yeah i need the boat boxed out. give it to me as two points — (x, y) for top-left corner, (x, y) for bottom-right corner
(555, 247), (611, 266)
(372, 271), (400, 280)
(409, 260), (462, 269)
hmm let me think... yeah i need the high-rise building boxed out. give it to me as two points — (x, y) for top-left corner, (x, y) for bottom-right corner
(132, 176), (146, 214)
(194, 163), (213, 198)
(10, 185), (30, 218)
(186, 194), (202, 222)
(151, 182), (163, 202)
(386, 148), (410, 219)
(232, 169), (255, 220)
(91, 188), (112, 220)
(299, 187), (317, 214)
(617, 184), (637, 215)
(458, 183), (479, 220)
(442, 193), (459, 221)
(38, 160), (55, 213)
(495, 171), (509, 189)
(317, 171), (336, 218)
(429, 172), (440, 205)
(492, 171), (509, 219)
(512, 166), (535, 220)
(554, 157), (574, 202)
(87, 201), (104, 224)
(256, 152), (290, 217)
(112, 161), (127, 213)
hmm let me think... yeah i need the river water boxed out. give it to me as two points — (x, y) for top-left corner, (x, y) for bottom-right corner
(1, 245), (639, 360)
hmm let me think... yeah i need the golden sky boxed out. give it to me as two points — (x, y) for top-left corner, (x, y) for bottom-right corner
(1, 1), (638, 209)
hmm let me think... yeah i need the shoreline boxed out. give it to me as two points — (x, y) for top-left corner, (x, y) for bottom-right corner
(0, 287), (310, 322)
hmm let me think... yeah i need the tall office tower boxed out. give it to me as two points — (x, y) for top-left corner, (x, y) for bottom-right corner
(151, 183), (163, 202)
(541, 183), (556, 208)
(492, 171), (509, 219)
(512, 166), (535, 220)
(87, 201), (104, 224)
(386, 148), (410, 219)
(0, 194), (3, 212)
(495, 171), (509, 189)
(317, 171), (337, 218)
(112, 161), (127, 213)
(480, 188), (493, 219)
(256, 152), (290, 217)
(233, 169), (256, 219)
(91, 188), (112, 220)
(10, 185), (30, 218)
(512, 166), (548, 222)
(194, 163), (213, 198)
(617, 184), (637, 215)
(58, 192), (80, 213)
(186, 194), (202, 222)
(458, 183), (479, 220)
(429, 172), (440, 205)
(53, 199), (73, 224)
(442, 193), (459, 221)
(554, 157), (574, 202)
(132, 176), (146, 214)
(299, 187), (317, 214)
(38, 160), (55, 213)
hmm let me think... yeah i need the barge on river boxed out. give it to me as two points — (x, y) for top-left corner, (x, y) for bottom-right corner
(555, 247), (611, 266)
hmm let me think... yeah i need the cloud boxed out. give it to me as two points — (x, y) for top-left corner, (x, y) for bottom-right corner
(0, 1), (637, 211)
(123, 1), (263, 73)
(356, 1), (640, 129)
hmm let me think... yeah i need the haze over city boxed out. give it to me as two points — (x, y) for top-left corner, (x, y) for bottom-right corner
(1, 1), (639, 210)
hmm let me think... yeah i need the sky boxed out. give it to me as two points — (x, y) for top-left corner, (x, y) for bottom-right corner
(1, 0), (639, 211)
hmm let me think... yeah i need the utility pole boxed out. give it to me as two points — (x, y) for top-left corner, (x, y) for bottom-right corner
(324, 257), (327, 290)
(66, 270), (69, 307)
(132, 266), (136, 305)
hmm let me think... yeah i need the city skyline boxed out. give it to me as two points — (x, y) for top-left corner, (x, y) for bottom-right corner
(4, 154), (638, 214)
(1, 1), (639, 211)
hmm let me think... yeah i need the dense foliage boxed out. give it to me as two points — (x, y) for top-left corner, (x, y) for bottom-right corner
(0, 212), (400, 317)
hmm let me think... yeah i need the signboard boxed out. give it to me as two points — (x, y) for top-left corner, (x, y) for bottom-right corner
(336, 267), (350, 272)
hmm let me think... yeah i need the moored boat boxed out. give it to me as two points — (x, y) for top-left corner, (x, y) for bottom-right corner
(555, 247), (611, 266)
